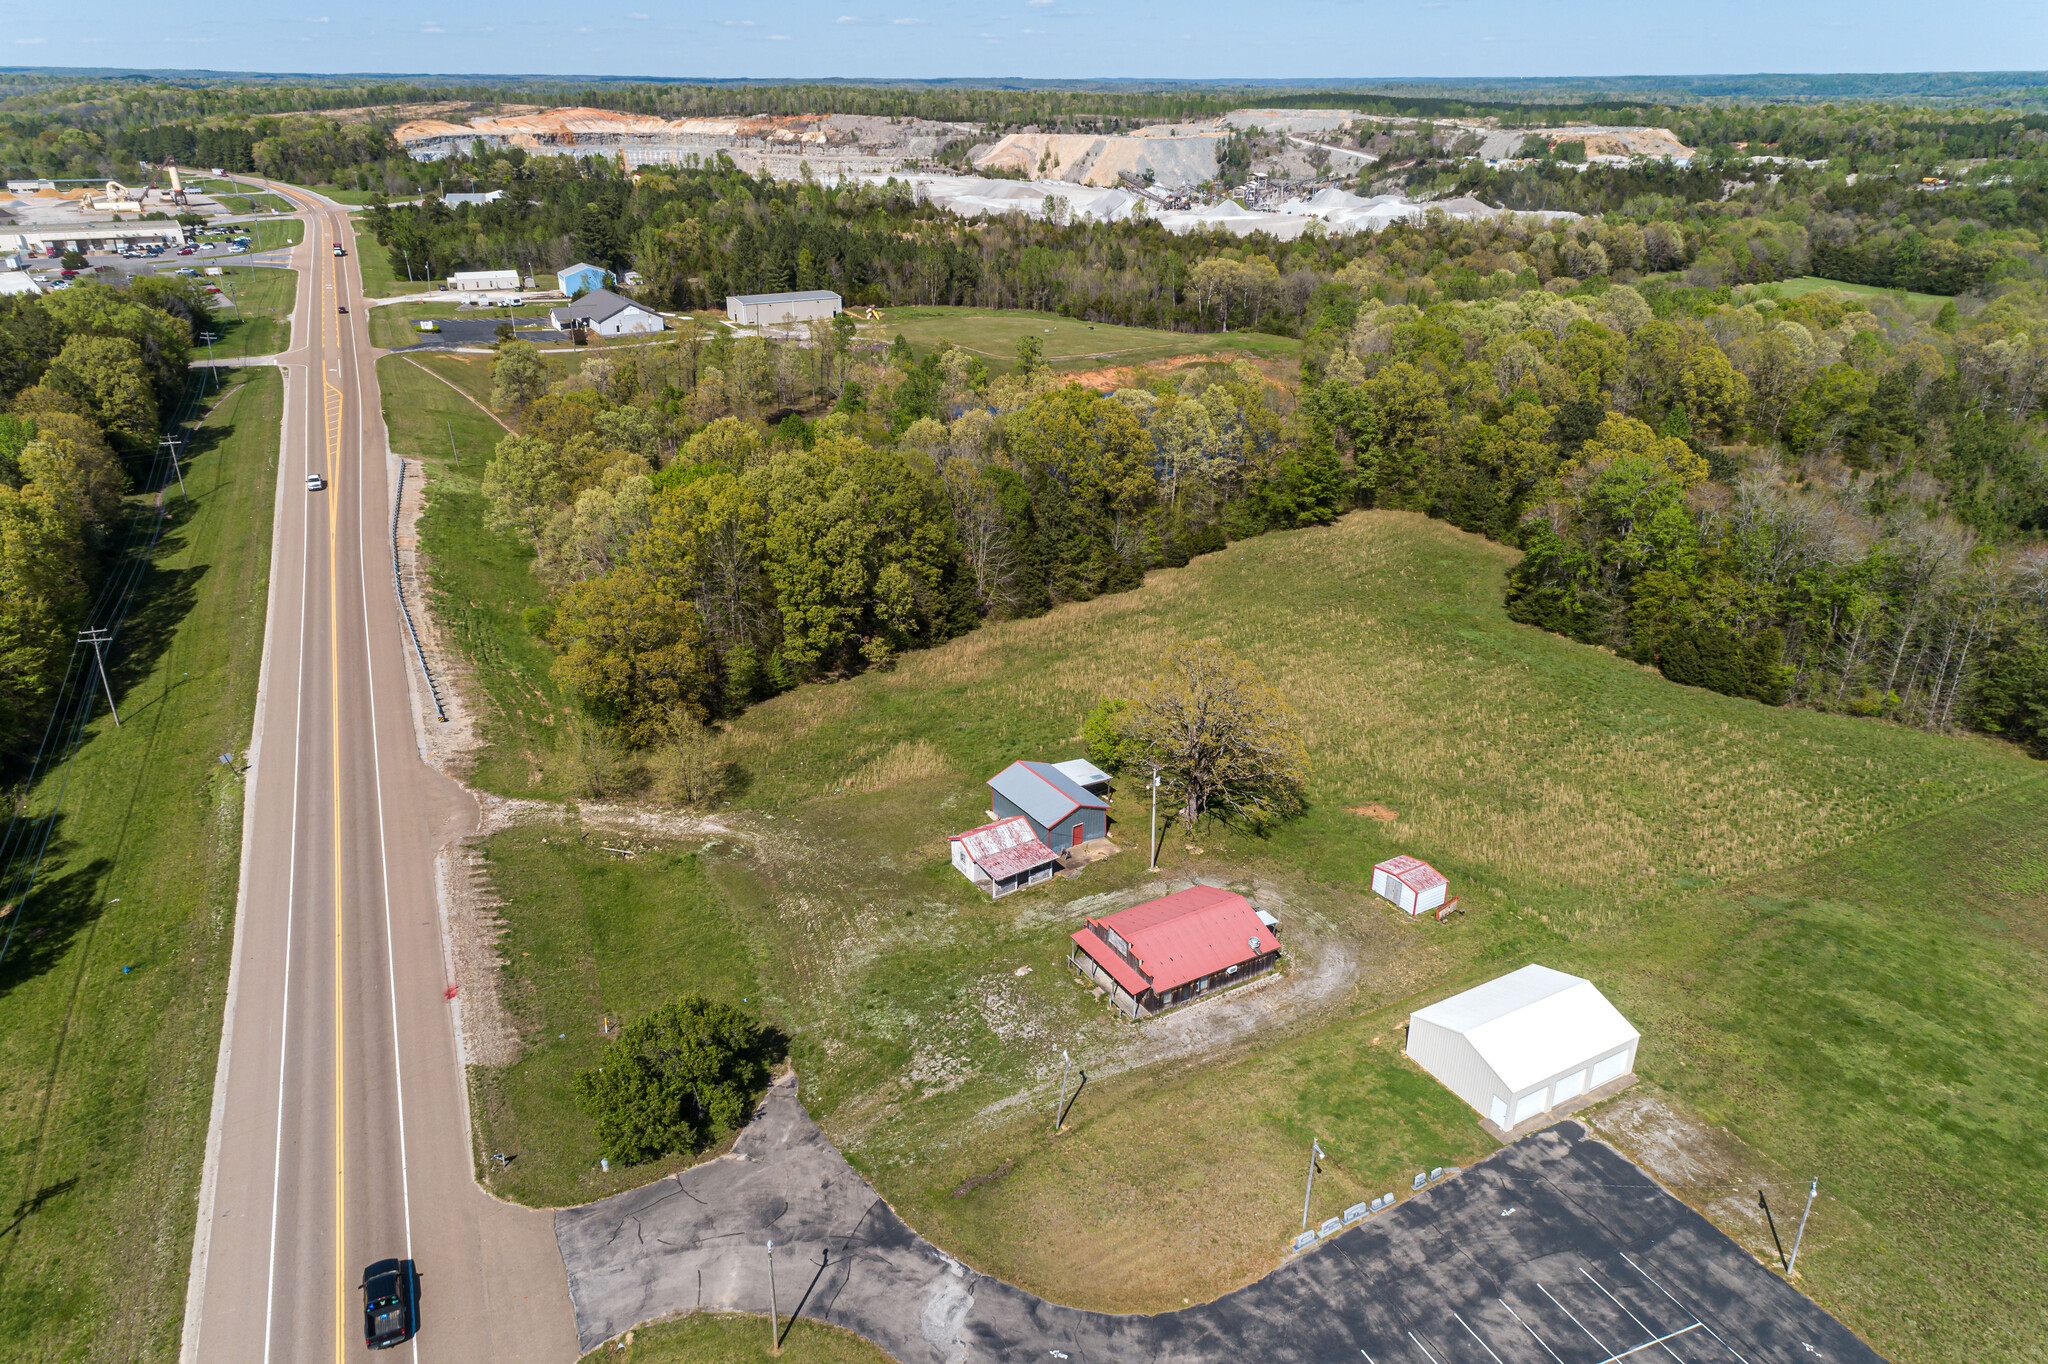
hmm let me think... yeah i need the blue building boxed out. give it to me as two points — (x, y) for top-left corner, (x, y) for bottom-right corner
(558, 261), (612, 296)
(988, 761), (1109, 849)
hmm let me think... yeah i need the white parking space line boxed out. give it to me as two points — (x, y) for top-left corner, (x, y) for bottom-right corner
(1618, 1252), (1754, 1364)
(1408, 1330), (1447, 1364)
(1538, 1282), (1617, 1356)
(1453, 1311), (1511, 1364)
(1578, 1266), (1687, 1362)
(1593, 1324), (1705, 1363)
(1500, 1298), (1570, 1364)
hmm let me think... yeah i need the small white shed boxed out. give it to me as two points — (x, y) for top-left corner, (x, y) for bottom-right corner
(1371, 855), (1447, 916)
(1407, 964), (1639, 1130)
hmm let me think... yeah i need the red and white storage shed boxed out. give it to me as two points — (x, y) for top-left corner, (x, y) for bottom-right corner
(1372, 855), (1448, 916)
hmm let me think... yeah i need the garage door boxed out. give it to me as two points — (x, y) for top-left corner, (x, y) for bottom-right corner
(1553, 1069), (1586, 1102)
(1592, 1050), (1631, 1086)
(1512, 1089), (1548, 1125)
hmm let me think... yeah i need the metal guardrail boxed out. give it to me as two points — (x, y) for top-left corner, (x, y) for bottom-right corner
(391, 459), (446, 721)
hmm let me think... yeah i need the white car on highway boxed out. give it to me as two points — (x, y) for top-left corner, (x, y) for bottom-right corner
(306, 473), (325, 491)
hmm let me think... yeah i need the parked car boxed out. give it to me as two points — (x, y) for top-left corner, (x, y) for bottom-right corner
(177, 246), (196, 255)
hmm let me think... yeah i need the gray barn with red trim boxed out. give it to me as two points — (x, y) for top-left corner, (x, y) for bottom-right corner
(988, 760), (1108, 849)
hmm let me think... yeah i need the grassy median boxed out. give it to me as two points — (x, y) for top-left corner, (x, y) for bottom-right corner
(0, 366), (281, 1359)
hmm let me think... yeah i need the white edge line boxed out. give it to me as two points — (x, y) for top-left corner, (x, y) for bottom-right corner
(1453, 1311), (1509, 1364)
(177, 357), (293, 1364)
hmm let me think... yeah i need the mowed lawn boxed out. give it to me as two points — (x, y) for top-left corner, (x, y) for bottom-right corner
(866, 305), (1303, 374)
(467, 827), (765, 1206)
(203, 265), (295, 359)
(456, 507), (2041, 1357)
(0, 367), (280, 1358)
(253, 218), (304, 252)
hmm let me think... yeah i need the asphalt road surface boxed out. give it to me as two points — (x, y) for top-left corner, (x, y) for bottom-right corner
(181, 182), (577, 1364)
(560, 1077), (1882, 1364)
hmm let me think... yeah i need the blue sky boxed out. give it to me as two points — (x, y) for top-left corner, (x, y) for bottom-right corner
(8, 1), (2046, 82)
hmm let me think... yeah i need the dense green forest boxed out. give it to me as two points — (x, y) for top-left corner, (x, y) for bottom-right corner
(2, 79), (2044, 765)
(442, 149), (2046, 765)
(0, 278), (215, 756)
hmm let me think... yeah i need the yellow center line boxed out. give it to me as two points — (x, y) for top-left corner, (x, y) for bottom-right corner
(323, 204), (347, 1364)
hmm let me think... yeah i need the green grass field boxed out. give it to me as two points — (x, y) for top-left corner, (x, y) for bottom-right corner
(1764, 276), (1954, 314)
(212, 192), (293, 215)
(450, 505), (2042, 1356)
(0, 367), (280, 1358)
(468, 826), (765, 1206)
(202, 265), (295, 359)
(579, 1312), (890, 1363)
(368, 300), (557, 350)
(351, 219), (414, 298)
(253, 218), (303, 251)
(866, 306), (1303, 375)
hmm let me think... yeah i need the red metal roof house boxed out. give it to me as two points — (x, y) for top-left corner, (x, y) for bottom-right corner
(1069, 886), (1280, 1019)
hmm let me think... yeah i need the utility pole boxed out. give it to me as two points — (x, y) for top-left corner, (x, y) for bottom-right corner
(80, 628), (119, 726)
(1148, 765), (1161, 871)
(765, 1240), (780, 1355)
(159, 435), (188, 498)
(1301, 1138), (1324, 1232)
(200, 330), (218, 388)
(1787, 1179), (1818, 1276)
(1054, 1048), (1072, 1133)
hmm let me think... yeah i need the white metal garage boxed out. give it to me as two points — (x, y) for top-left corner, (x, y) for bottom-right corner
(1406, 964), (1638, 1130)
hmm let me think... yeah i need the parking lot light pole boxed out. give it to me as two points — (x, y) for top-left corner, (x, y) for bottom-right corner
(1787, 1179), (1818, 1276)
(765, 1240), (780, 1355)
(1301, 1139), (1324, 1232)
(1054, 1048), (1072, 1133)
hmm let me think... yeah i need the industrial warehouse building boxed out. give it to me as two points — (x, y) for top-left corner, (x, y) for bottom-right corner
(548, 288), (665, 337)
(726, 289), (842, 326)
(988, 760), (1108, 850)
(1406, 965), (1639, 1133)
(1070, 886), (1280, 1019)
(3, 224), (186, 254)
(448, 268), (521, 292)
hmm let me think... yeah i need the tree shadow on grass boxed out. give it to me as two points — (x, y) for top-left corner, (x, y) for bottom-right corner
(0, 846), (112, 999)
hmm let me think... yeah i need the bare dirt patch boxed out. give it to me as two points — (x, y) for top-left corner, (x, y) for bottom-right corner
(1348, 803), (1399, 821)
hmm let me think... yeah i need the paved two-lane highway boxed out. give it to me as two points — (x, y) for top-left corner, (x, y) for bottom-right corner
(183, 185), (576, 1363)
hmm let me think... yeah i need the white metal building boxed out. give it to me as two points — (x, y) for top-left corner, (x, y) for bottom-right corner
(1372, 855), (1448, 916)
(726, 289), (842, 326)
(0, 271), (43, 296)
(448, 268), (521, 292)
(2, 224), (186, 254)
(1407, 964), (1639, 1130)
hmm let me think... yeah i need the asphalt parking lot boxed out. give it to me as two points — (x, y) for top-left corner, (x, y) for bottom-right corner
(389, 316), (568, 349)
(558, 1079), (1881, 1363)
